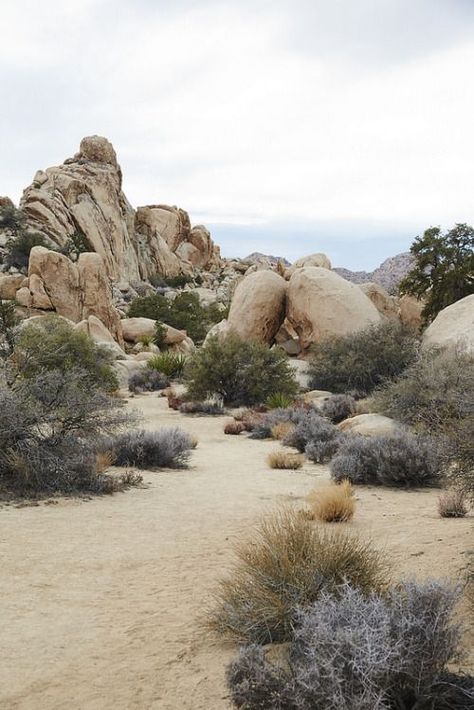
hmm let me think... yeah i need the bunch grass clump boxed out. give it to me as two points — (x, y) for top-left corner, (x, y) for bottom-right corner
(111, 427), (193, 469)
(307, 482), (355, 522)
(209, 508), (389, 644)
(224, 420), (246, 435)
(266, 392), (295, 409)
(271, 421), (295, 441)
(438, 490), (468, 518)
(267, 451), (304, 470)
(179, 398), (225, 415)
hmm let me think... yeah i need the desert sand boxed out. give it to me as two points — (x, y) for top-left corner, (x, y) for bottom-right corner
(0, 393), (472, 709)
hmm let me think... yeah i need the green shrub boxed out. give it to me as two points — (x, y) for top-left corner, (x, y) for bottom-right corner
(153, 321), (167, 348)
(0, 300), (19, 358)
(110, 427), (193, 469)
(12, 315), (118, 392)
(266, 392), (295, 409)
(147, 352), (187, 379)
(307, 322), (419, 396)
(375, 348), (474, 498)
(185, 335), (299, 407)
(128, 291), (223, 344)
(60, 230), (91, 258)
(5, 231), (50, 270)
(209, 508), (389, 644)
(0, 203), (25, 231)
(0, 368), (134, 498)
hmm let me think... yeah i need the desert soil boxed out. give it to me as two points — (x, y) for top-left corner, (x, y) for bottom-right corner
(0, 393), (472, 709)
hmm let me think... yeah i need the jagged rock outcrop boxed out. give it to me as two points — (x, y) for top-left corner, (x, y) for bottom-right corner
(334, 252), (414, 293)
(286, 267), (382, 350)
(20, 136), (221, 282)
(227, 270), (287, 344)
(422, 294), (474, 354)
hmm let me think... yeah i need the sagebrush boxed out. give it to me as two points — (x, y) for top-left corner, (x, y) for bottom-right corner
(110, 427), (193, 469)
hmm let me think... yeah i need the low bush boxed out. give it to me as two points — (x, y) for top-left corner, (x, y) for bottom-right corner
(128, 369), (169, 394)
(147, 352), (187, 379)
(307, 322), (419, 396)
(209, 508), (388, 644)
(307, 482), (355, 522)
(127, 291), (223, 344)
(224, 420), (246, 435)
(375, 348), (474, 499)
(438, 490), (468, 518)
(0, 300), (18, 358)
(12, 315), (118, 392)
(267, 451), (304, 470)
(283, 411), (341, 465)
(227, 581), (473, 710)
(250, 407), (308, 440)
(320, 394), (356, 423)
(330, 432), (442, 487)
(0, 368), (134, 498)
(238, 409), (266, 432)
(179, 398), (225, 415)
(111, 427), (193, 469)
(185, 335), (298, 407)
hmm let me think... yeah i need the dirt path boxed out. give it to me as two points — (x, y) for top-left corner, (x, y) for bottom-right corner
(0, 394), (472, 709)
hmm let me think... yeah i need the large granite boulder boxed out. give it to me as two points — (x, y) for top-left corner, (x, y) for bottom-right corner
(228, 270), (287, 344)
(422, 295), (474, 354)
(286, 267), (382, 349)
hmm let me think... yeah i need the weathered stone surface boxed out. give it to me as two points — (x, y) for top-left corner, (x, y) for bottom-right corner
(15, 286), (32, 308)
(228, 271), (287, 344)
(203, 318), (230, 346)
(286, 253), (332, 278)
(20, 137), (221, 282)
(28, 246), (81, 321)
(359, 282), (398, 320)
(422, 294), (474, 354)
(338, 413), (400, 437)
(398, 294), (424, 329)
(74, 315), (126, 359)
(77, 253), (123, 345)
(0, 274), (24, 300)
(29, 273), (54, 310)
(121, 317), (156, 342)
(287, 267), (382, 349)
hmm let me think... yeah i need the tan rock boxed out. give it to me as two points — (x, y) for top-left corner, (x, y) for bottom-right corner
(398, 294), (424, 329)
(77, 253), (123, 345)
(338, 413), (400, 437)
(203, 319), (230, 346)
(286, 253), (332, 279)
(359, 282), (398, 320)
(287, 267), (382, 349)
(134, 351), (158, 362)
(74, 315), (126, 359)
(0, 274), (24, 300)
(228, 271), (287, 344)
(121, 317), (156, 342)
(421, 294), (474, 355)
(28, 246), (81, 321)
(15, 286), (32, 308)
(29, 274), (54, 310)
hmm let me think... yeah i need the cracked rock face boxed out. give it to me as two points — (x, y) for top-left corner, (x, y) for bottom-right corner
(20, 135), (221, 282)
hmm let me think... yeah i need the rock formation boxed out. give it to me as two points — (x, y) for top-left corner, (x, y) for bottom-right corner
(422, 294), (474, 354)
(19, 136), (221, 283)
(227, 270), (287, 344)
(359, 282), (399, 320)
(286, 267), (382, 350)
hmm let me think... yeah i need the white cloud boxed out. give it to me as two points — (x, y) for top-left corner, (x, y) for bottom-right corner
(1, 0), (473, 267)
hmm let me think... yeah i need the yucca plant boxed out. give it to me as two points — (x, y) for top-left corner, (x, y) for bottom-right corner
(147, 352), (187, 378)
(266, 392), (295, 409)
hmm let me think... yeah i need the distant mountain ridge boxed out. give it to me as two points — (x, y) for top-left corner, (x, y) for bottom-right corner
(334, 252), (414, 293)
(243, 252), (291, 266)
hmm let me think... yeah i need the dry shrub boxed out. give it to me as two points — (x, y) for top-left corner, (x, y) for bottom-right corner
(267, 451), (304, 470)
(438, 490), (468, 518)
(307, 482), (355, 522)
(239, 409), (266, 432)
(95, 450), (114, 474)
(271, 422), (295, 440)
(209, 508), (389, 644)
(225, 420), (246, 435)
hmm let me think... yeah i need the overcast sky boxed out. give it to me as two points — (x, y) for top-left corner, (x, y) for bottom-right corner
(1, 0), (474, 269)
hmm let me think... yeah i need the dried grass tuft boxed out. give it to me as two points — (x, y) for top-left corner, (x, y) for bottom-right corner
(307, 482), (355, 522)
(267, 450), (304, 470)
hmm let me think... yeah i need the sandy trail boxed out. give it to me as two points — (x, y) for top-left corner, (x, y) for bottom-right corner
(0, 394), (472, 709)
